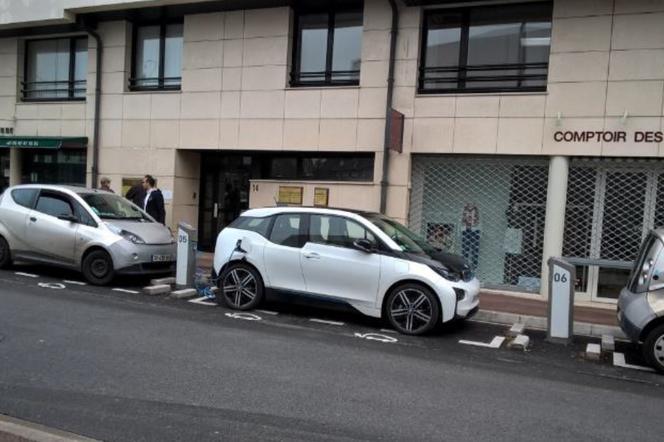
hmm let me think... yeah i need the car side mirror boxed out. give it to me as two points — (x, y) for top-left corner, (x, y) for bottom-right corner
(353, 238), (374, 253)
(58, 214), (78, 223)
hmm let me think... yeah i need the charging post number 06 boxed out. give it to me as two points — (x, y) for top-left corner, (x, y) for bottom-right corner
(553, 272), (568, 283)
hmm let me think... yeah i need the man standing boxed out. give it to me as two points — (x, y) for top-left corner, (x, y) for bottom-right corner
(100, 177), (114, 193)
(125, 180), (146, 207)
(142, 175), (165, 225)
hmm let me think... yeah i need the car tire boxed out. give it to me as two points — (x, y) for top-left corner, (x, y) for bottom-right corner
(643, 324), (664, 373)
(82, 249), (115, 286)
(385, 283), (440, 335)
(218, 262), (264, 311)
(0, 235), (12, 269)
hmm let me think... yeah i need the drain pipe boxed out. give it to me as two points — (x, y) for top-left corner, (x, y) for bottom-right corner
(78, 21), (102, 189)
(379, 0), (399, 214)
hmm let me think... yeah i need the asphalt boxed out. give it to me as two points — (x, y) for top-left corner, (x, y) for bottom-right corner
(0, 265), (663, 441)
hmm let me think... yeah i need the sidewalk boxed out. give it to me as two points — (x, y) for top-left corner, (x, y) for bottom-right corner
(196, 252), (620, 336)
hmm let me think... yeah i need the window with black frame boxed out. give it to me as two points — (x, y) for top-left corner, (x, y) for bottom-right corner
(23, 37), (88, 101)
(268, 154), (374, 181)
(291, 2), (363, 86)
(130, 22), (183, 90)
(419, 2), (552, 94)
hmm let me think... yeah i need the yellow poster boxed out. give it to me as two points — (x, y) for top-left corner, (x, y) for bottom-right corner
(278, 186), (303, 205)
(314, 187), (329, 207)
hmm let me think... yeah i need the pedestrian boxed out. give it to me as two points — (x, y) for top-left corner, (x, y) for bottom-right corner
(125, 180), (146, 208)
(99, 177), (114, 193)
(142, 175), (165, 224)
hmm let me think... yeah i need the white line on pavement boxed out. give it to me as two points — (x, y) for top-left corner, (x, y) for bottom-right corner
(63, 280), (87, 286)
(612, 352), (656, 372)
(256, 309), (279, 316)
(189, 296), (217, 306)
(309, 318), (345, 326)
(380, 328), (398, 334)
(112, 288), (139, 294)
(458, 336), (506, 349)
(15, 272), (38, 278)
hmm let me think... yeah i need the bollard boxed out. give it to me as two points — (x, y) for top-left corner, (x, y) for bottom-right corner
(176, 222), (198, 289)
(547, 257), (576, 345)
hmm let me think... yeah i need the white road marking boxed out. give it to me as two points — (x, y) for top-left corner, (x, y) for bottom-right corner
(63, 280), (87, 286)
(354, 333), (398, 343)
(225, 312), (262, 321)
(15, 272), (38, 278)
(458, 336), (506, 349)
(37, 282), (66, 290)
(256, 309), (279, 316)
(112, 288), (139, 294)
(379, 328), (398, 334)
(189, 296), (217, 306)
(612, 352), (656, 372)
(309, 318), (345, 326)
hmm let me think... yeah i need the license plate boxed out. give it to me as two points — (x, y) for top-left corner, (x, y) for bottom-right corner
(152, 254), (173, 262)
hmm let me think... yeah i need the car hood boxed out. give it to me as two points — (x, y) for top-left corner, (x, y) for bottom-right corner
(106, 220), (173, 245)
(404, 250), (471, 276)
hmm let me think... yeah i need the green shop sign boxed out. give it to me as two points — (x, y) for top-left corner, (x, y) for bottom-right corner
(0, 136), (87, 149)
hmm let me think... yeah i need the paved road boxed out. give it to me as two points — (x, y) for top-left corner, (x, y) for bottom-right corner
(0, 266), (663, 441)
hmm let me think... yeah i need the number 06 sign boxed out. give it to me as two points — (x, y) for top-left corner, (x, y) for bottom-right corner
(547, 257), (576, 344)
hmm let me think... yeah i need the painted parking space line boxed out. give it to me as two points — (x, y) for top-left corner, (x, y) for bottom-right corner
(63, 280), (87, 286)
(256, 309), (279, 316)
(309, 318), (345, 326)
(225, 312), (262, 321)
(189, 296), (217, 306)
(38, 282), (66, 290)
(458, 336), (506, 349)
(379, 328), (398, 334)
(613, 352), (656, 373)
(112, 288), (139, 294)
(15, 272), (38, 278)
(354, 332), (398, 343)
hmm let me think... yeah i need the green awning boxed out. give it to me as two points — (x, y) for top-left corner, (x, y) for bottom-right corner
(0, 136), (88, 149)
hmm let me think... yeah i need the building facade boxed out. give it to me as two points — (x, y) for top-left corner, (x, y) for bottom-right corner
(1, 0), (664, 306)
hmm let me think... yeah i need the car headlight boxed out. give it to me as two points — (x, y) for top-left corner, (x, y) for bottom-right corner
(122, 231), (146, 244)
(430, 265), (461, 282)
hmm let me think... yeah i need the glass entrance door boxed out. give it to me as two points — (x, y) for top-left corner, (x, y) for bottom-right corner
(198, 154), (253, 252)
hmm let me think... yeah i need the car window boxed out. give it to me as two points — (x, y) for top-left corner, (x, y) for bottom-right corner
(11, 189), (39, 209)
(229, 216), (271, 237)
(309, 215), (376, 249)
(73, 200), (97, 227)
(269, 214), (303, 247)
(35, 193), (74, 218)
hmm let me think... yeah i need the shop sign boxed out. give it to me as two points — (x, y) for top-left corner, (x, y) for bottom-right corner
(278, 186), (303, 205)
(553, 131), (664, 143)
(313, 187), (329, 207)
(0, 136), (87, 149)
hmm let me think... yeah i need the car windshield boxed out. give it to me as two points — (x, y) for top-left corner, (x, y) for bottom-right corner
(80, 193), (149, 221)
(366, 215), (436, 255)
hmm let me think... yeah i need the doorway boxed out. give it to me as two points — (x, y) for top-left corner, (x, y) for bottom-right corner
(197, 154), (255, 251)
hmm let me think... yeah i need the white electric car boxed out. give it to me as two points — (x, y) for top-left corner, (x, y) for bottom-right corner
(212, 207), (480, 335)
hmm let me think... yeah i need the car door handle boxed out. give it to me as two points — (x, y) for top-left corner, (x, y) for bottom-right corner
(29, 217), (37, 222)
(303, 252), (320, 259)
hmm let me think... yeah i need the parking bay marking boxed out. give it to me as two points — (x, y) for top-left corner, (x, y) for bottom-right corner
(354, 333), (398, 343)
(458, 336), (506, 349)
(112, 288), (139, 294)
(37, 282), (66, 290)
(15, 272), (38, 278)
(256, 309), (279, 316)
(225, 312), (262, 321)
(612, 352), (656, 373)
(309, 318), (345, 326)
(189, 296), (217, 306)
(63, 280), (86, 286)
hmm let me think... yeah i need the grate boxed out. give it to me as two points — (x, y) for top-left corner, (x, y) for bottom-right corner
(409, 155), (549, 293)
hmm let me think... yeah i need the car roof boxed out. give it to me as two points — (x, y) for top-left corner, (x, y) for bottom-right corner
(8, 184), (112, 195)
(241, 206), (381, 219)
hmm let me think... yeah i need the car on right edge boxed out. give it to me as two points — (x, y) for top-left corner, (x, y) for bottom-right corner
(618, 228), (664, 373)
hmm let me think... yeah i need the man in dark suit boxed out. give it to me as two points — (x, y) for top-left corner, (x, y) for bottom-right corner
(142, 175), (165, 225)
(125, 181), (146, 207)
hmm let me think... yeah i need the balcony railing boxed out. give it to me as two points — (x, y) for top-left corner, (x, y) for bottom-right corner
(21, 80), (86, 101)
(290, 70), (360, 87)
(129, 76), (182, 91)
(419, 62), (548, 94)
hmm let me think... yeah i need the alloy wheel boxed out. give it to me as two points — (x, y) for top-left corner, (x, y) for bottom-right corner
(389, 288), (434, 334)
(654, 334), (664, 366)
(223, 268), (257, 309)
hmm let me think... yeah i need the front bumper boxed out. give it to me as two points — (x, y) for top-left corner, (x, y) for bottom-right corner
(454, 278), (481, 319)
(110, 240), (177, 275)
(617, 288), (656, 343)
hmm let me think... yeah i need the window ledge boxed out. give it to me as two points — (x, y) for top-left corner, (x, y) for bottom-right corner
(19, 99), (86, 104)
(416, 90), (548, 98)
(250, 179), (375, 186)
(286, 85), (361, 91)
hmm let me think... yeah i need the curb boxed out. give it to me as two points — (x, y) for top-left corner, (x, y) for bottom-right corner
(0, 414), (99, 442)
(471, 309), (626, 340)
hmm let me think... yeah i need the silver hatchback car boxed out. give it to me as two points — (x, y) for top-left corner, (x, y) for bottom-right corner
(618, 229), (664, 373)
(0, 184), (176, 285)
